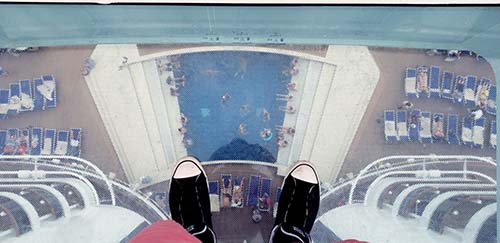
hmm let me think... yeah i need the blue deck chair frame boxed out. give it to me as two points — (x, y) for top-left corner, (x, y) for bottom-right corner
(384, 110), (397, 143)
(429, 66), (441, 98)
(462, 117), (474, 147)
(409, 109), (421, 142)
(453, 75), (466, 104)
(42, 128), (56, 155)
(18, 129), (30, 155)
(8, 83), (20, 115)
(472, 117), (485, 149)
(30, 127), (43, 155)
(19, 79), (33, 112)
(441, 71), (454, 100)
(209, 181), (219, 195)
(55, 130), (69, 155)
(490, 120), (496, 149)
(33, 78), (46, 111)
(486, 85), (496, 115)
(446, 114), (460, 145)
(247, 175), (260, 207)
(397, 110), (409, 141)
(0, 89), (9, 119)
(464, 75), (477, 106)
(258, 178), (272, 212)
(68, 128), (82, 157)
(404, 68), (418, 98)
(42, 75), (57, 109)
(432, 113), (445, 142)
(475, 78), (491, 107)
(419, 111), (432, 144)
(0, 130), (7, 153)
(416, 65), (429, 98)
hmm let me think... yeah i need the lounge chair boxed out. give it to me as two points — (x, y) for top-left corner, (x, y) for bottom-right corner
(446, 114), (460, 145)
(30, 127), (43, 155)
(273, 188), (281, 218)
(472, 117), (485, 149)
(384, 110), (398, 143)
(0, 89), (9, 119)
(475, 77), (491, 108)
(419, 111), (432, 144)
(441, 71), (454, 100)
(429, 66), (441, 98)
(258, 178), (272, 212)
(8, 83), (21, 115)
(453, 75), (466, 104)
(41, 75), (57, 109)
(231, 176), (245, 208)
(486, 85), (496, 115)
(33, 78), (46, 111)
(16, 129), (30, 155)
(208, 181), (220, 212)
(408, 109), (421, 142)
(4, 128), (19, 155)
(462, 117), (474, 147)
(432, 113), (445, 142)
(247, 175), (260, 207)
(416, 66), (429, 98)
(220, 174), (232, 208)
(54, 130), (69, 155)
(41, 128), (56, 155)
(19, 79), (34, 112)
(490, 120), (496, 149)
(396, 110), (409, 141)
(68, 128), (82, 157)
(464, 75), (477, 106)
(404, 68), (418, 98)
(0, 130), (7, 153)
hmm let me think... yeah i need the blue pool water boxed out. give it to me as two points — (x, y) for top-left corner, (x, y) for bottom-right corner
(177, 51), (292, 162)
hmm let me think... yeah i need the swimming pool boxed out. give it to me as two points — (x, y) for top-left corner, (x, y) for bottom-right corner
(177, 51), (292, 162)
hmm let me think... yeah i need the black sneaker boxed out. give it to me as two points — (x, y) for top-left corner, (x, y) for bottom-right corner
(269, 224), (312, 243)
(274, 161), (320, 234)
(169, 156), (216, 242)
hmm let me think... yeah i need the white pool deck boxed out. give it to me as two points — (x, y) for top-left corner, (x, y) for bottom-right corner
(85, 44), (379, 186)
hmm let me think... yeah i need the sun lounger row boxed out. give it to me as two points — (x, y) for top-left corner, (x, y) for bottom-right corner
(404, 67), (495, 115)
(0, 75), (57, 120)
(213, 174), (273, 211)
(0, 127), (82, 156)
(384, 110), (494, 149)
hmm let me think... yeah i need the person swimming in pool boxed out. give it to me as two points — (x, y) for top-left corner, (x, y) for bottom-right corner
(260, 128), (272, 140)
(262, 108), (270, 122)
(221, 92), (231, 105)
(234, 57), (248, 79)
(182, 137), (193, 147)
(240, 105), (250, 117)
(239, 123), (248, 135)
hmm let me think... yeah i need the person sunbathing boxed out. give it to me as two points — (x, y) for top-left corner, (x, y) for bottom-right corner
(287, 82), (297, 91)
(178, 127), (187, 135)
(260, 129), (272, 140)
(180, 113), (188, 125)
(280, 105), (296, 114)
(276, 93), (293, 101)
(239, 123), (248, 135)
(262, 108), (270, 122)
(170, 87), (179, 96)
(221, 92), (231, 105)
